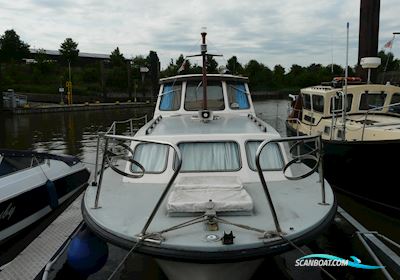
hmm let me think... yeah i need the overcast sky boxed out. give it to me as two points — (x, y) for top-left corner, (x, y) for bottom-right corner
(1, 0), (398, 71)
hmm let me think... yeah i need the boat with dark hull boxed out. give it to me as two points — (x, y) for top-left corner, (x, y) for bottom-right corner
(0, 149), (90, 244)
(286, 58), (400, 215)
(83, 33), (336, 280)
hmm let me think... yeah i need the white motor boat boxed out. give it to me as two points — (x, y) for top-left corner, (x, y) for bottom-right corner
(83, 33), (336, 280)
(0, 149), (90, 244)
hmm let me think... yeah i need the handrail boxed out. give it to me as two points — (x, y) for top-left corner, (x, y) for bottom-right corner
(255, 134), (326, 234)
(105, 115), (148, 136)
(92, 115), (148, 186)
(361, 102), (400, 140)
(92, 133), (182, 237)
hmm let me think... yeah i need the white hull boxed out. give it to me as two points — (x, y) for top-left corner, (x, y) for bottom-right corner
(156, 258), (264, 280)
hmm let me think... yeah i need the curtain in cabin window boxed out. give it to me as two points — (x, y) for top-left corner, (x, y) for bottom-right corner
(160, 84), (173, 110)
(132, 143), (169, 173)
(246, 141), (283, 170)
(235, 84), (249, 109)
(227, 82), (250, 109)
(178, 142), (240, 171)
(160, 83), (181, 111)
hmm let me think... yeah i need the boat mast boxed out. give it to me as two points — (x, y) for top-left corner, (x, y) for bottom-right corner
(201, 31), (208, 110)
(342, 22), (349, 141)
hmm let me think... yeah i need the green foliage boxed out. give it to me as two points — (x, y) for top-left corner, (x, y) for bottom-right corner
(207, 56), (218, 74)
(377, 50), (400, 72)
(59, 38), (79, 64)
(0, 29), (30, 62)
(243, 60), (273, 90)
(110, 47), (125, 66)
(226, 56), (243, 75)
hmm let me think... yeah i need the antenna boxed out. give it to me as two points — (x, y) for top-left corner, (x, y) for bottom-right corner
(342, 22), (349, 141)
(201, 30), (208, 110)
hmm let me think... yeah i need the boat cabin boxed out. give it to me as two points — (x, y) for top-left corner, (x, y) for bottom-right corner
(297, 84), (400, 126)
(155, 74), (255, 117)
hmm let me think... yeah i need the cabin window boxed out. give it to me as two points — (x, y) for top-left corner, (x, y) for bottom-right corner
(246, 142), (283, 171)
(330, 94), (353, 113)
(176, 142), (240, 172)
(159, 83), (181, 111)
(359, 92), (386, 111)
(226, 82), (250, 109)
(131, 143), (169, 173)
(389, 93), (400, 114)
(184, 81), (225, 111)
(303, 94), (311, 110)
(312, 95), (324, 113)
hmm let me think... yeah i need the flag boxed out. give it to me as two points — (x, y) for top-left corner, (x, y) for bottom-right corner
(384, 38), (394, 49)
(178, 59), (187, 73)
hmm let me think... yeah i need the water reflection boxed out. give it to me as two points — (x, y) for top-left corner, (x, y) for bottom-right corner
(0, 108), (154, 157)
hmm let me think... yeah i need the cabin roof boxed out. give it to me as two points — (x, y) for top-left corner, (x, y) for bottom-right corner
(159, 74), (249, 84)
(136, 115), (279, 138)
(301, 84), (400, 96)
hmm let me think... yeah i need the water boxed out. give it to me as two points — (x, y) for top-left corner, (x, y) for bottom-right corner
(0, 100), (398, 279)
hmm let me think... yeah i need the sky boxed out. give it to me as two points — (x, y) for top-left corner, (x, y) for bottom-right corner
(0, 0), (399, 71)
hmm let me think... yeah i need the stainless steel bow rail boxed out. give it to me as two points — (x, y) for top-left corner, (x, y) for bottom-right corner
(255, 134), (327, 234)
(92, 115), (148, 186)
(91, 134), (183, 232)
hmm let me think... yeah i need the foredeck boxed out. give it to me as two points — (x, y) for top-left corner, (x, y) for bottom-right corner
(136, 115), (280, 138)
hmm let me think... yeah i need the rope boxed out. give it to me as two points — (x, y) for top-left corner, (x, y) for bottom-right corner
(106, 215), (205, 279)
(106, 238), (144, 280)
(214, 217), (267, 234)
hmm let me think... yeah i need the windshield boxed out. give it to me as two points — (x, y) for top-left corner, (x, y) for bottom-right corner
(226, 82), (250, 109)
(159, 83), (182, 111)
(184, 81), (225, 111)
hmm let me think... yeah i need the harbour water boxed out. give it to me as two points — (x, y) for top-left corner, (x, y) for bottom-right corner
(0, 100), (399, 279)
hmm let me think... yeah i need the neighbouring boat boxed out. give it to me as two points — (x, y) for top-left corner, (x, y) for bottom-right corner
(83, 32), (336, 280)
(286, 57), (400, 215)
(0, 149), (90, 244)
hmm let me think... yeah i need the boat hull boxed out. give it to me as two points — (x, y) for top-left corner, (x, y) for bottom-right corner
(286, 122), (400, 215)
(156, 258), (263, 280)
(0, 168), (90, 244)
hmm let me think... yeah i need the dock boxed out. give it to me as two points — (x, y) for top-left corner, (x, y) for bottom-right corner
(0, 194), (83, 280)
(1, 101), (155, 115)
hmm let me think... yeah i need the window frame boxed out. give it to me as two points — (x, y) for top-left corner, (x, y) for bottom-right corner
(245, 140), (285, 172)
(330, 93), (353, 113)
(226, 82), (250, 110)
(389, 93), (400, 114)
(159, 83), (182, 111)
(184, 81), (225, 111)
(130, 143), (170, 174)
(359, 92), (387, 111)
(303, 94), (311, 110)
(311, 95), (324, 113)
(173, 140), (242, 173)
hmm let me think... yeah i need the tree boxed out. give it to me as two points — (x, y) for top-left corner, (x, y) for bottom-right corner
(0, 29), (30, 62)
(273, 64), (285, 87)
(110, 47), (125, 66)
(244, 60), (273, 90)
(34, 48), (50, 73)
(147, 51), (160, 98)
(226, 56), (243, 75)
(59, 38), (79, 64)
(207, 56), (219, 74)
(378, 50), (400, 72)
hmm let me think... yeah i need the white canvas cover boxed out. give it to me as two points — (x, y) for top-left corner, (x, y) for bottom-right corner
(167, 176), (253, 213)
